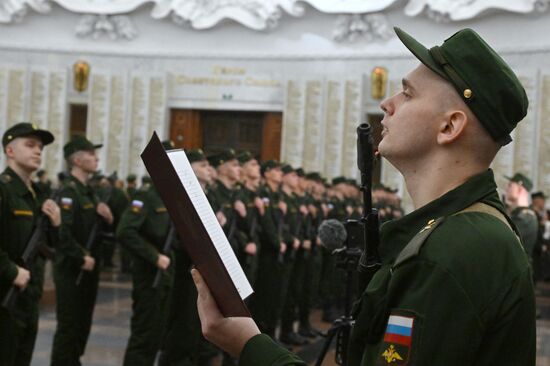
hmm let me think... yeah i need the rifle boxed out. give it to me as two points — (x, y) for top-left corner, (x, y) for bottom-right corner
(152, 223), (176, 289)
(356, 123), (382, 293)
(75, 187), (113, 286)
(2, 189), (61, 310)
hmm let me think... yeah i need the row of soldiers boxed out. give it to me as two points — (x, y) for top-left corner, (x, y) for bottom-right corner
(0, 122), (404, 366)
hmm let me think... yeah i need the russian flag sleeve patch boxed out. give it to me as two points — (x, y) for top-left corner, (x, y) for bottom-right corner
(377, 314), (415, 365)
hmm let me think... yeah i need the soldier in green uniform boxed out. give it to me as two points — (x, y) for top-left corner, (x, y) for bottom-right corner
(248, 160), (286, 339)
(207, 150), (248, 259)
(116, 141), (176, 366)
(278, 165), (308, 346)
(160, 148), (214, 366)
(504, 173), (539, 264)
(35, 169), (52, 197)
(0, 123), (61, 366)
(236, 151), (263, 285)
(51, 136), (114, 366)
(126, 174), (138, 200)
(191, 27), (536, 366)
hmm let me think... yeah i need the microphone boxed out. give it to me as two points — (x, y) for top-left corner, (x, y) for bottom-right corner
(318, 219), (347, 252)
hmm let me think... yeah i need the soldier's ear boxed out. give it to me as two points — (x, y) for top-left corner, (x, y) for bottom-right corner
(437, 109), (468, 146)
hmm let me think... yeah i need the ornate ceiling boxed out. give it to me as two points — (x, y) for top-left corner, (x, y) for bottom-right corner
(1, 0), (548, 42)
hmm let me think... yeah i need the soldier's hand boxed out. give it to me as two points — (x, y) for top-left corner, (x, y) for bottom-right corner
(13, 266), (31, 289)
(293, 238), (300, 250)
(300, 205), (308, 216)
(254, 197), (265, 216)
(280, 243), (287, 254)
(278, 201), (287, 215)
(303, 240), (312, 250)
(81, 256), (95, 272)
(192, 269), (260, 358)
(316, 236), (322, 246)
(244, 243), (257, 255)
(321, 203), (329, 217)
(96, 202), (114, 225)
(157, 254), (171, 270)
(308, 204), (317, 216)
(42, 199), (61, 227)
(216, 211), (227, 227)
(346, 205), (353, 216)
(234, 200), (247, 218)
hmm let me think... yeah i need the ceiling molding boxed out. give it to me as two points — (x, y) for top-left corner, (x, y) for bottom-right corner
(0, 0), (548, 37)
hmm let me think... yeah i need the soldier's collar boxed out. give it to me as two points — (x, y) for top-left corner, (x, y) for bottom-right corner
(379, 169), (500, 263)
(3, 167), (36, 197)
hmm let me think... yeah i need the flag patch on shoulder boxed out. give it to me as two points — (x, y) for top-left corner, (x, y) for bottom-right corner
(377, 314), (415, 365)
(61, 197), (73, 210)
(131, 200), (144, 213)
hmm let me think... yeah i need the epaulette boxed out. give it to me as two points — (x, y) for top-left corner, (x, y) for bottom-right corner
(139, 183), (151, 192)
(0, 174), (11, 184)
(392, 217), (445, 270)
(521, 208), (536, 217)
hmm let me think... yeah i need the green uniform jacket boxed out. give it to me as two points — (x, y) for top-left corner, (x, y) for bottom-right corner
(0, 167), (57, 307)
(238, 169), (536, 366)
(116, 185), (174, 280)
(56, 175), (99, 269)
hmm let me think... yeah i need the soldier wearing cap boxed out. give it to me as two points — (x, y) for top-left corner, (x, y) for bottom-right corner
(190, 26), (536, 366)
(504, 173), (539, 264)
(126, 174), (138, 199)
(207, 149), (248, 256)
(278, 164), (308, 346)
(235, 151), (263, 284)
(51, 135), (114, 366)
(251, 160), (287, 338)
(116, 141), (175, 366)
(160, 148), (215, 366)
(0, 123), (61, 366)
(35, 169), (52, 197)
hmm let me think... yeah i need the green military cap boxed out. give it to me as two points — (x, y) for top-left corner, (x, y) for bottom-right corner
(395, 27), (528, 146)
(305, 172), (322, 182)
(63, 135), (102, 158)
(384, 186), (398, 194)
(126, 174), (137, 183)
(162, 140), (176, 151)
(142, 176), (152, 184)
(209, 149), (237, 167)
(108, 171), (118, 182)
(295, 168), (305, 177)
(3, 122), (54, 148)
(347, 178), (357, 186)
(237, 151), (255, 164)
(37, 169), (46, 178)
(505, 173), (533, 192)
(332, 176), (347, 185)
(531, 191), (547, 200)
(373, 183), (386, 191)
(261, 159), (279, 175)
(187, 148), (206, 163)
(281, 164), (294, 175)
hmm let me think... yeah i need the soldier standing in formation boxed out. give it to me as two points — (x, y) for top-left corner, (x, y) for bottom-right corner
(50, 136), (113, 366)
(0, 123), (61, 366)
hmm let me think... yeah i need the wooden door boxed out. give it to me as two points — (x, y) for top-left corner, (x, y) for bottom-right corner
(261, 112), (282, 161)
(170, 109), (202, 149)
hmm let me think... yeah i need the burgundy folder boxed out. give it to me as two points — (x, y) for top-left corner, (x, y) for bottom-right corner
(141, 132), (251, 317)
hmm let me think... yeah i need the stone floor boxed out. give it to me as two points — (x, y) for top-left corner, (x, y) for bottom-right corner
(31, 269), (550, 366)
